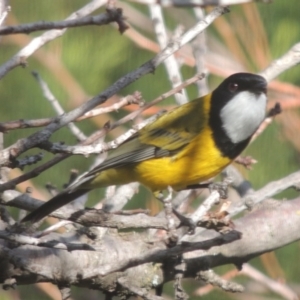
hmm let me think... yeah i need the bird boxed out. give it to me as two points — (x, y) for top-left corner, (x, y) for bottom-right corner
(22, 72), (267, 224)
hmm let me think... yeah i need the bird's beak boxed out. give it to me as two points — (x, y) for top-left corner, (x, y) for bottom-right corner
(251, 81), (267, 96)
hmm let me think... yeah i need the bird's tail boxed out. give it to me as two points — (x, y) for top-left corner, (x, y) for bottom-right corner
(21, 189), (88, 224)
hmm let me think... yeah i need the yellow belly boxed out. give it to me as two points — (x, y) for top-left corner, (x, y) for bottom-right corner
(132, 126), (231, 191)
(87, 126), (231, 191)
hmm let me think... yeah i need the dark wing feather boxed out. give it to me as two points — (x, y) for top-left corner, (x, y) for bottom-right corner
(86, 142), (170, 177)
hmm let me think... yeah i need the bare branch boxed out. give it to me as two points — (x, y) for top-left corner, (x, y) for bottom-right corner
(32, 71), (87, 141)
(8, 152), (44, 170)
(229, 170), (300, 216)
(241, 263), (298, 300)
(149, 4), (188, 104)
(0, 0), (9, 26)
(0, 230), (95, 251)
(0, 154), (69, 191)
(70, 210), (168, 230)
(260, 42), (300, 82)
(128, 0), (269, 7)
(118, 277), (165, 300)
(99, 230), (241, 276)
(197, 269), (244, 292)
(1, 198), (300, 293)
(0, 8), (128, 36)
(190, 190), (220, 224)
(153, 7), (229, 67)
(79, 92), (143, 120)
(59, 286), (71, 300)
(159, 188), (179, 243)
(192, 7), (209, 95)
(183, 197), (300, 273)
(102, 182), (140, 212)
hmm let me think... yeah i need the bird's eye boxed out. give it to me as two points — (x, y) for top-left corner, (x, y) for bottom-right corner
(228, 82), (238, 93)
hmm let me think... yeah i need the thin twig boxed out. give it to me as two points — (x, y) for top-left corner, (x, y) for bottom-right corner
(128, 0), (268, 7)
(58, 286), (72, 300)
(32, 71), (87, 141)
(118, 277), (164, 300)
(149, 4), (188, 104)
(261, 42), (300, 82)
(192, 7), (209, 96)
(37, 220), (72, 237)
(0, 9), (128, 35)
(229, 170), (300, 216)
(190, 191), (220, 224)
(241, 263), (298, 300)
(0, 230), (95, 251)
(197, 269), (244, 293)
(0, 0), (9, 26)
(8, 152), (44, 170)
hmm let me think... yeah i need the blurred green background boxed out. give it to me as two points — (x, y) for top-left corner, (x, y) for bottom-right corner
(0, 0), (299, 299)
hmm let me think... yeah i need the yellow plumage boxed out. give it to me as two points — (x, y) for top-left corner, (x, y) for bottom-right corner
(84, 94), (230, 191)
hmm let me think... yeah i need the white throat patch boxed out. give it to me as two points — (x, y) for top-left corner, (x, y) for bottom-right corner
(220, 91), (267, 144)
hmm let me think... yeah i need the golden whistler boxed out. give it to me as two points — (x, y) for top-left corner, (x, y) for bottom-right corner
(22, 73), (267, 223)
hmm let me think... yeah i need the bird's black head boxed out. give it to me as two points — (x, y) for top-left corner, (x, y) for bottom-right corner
(209, 73), (268, 159)
(215, 72), (267, 100)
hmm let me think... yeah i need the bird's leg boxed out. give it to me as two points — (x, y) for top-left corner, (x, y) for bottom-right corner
(155, 188), (178, 245)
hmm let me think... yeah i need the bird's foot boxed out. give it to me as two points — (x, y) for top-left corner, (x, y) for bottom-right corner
(172, 208), (196, 235)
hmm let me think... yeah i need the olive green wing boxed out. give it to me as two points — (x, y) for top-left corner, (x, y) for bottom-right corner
(85, 98), (205, 177)
(137, 97), (206, 151)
